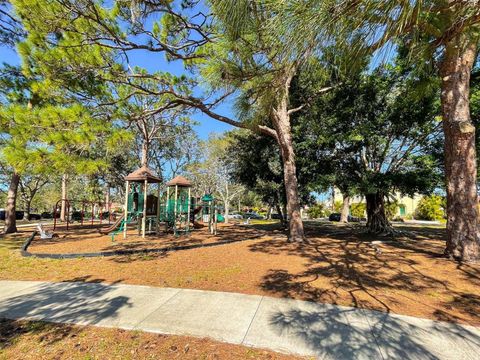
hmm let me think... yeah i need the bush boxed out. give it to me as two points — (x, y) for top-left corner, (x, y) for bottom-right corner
(385, 200), (399, 220)
(350, 203), (366, 218)
(415, 195), (445, 221)
(334, 201), (343, 212)
(307, 203), (328, 219)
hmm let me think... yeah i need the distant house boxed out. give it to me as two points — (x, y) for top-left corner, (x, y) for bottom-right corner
(325, 188), (422, 218)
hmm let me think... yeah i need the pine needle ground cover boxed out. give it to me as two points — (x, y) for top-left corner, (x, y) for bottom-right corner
(1, 221), (479, 326)
(0, 318), (304, 360)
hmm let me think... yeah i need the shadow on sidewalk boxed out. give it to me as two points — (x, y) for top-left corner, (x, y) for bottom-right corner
(267, 305), (480, 359)
(0, 279), (131, 328)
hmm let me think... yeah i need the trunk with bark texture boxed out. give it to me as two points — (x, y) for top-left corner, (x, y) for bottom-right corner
(272, 99), (305, 242)
(60, 173), (68, 222)
(141, 141), (149, 168)
(340, 194), (350, 223)
(224, 199), (229, 224)
(25, 197), (32, 220)
(266, 205), (273, 220)
(274, 203), (284, 226)
(441, 36), (480, 262)
(365, 192), (392, 234)
(104, 185), (110, 212)
(4, 172), (20, 234)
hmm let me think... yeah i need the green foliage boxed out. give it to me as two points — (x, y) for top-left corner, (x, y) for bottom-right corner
(275, 0), (480, 76)
(415, 195), (445, 221)
(385, 200), (399, 221)
(0, 1), (24, 47)
(350, 203), (366, 218)
(334, 201), (345, 213)
(227, 129), (313, 210)
(293, 59), (442, 203)
(307, 203), (328, 219)
(0, 104), (124, 176)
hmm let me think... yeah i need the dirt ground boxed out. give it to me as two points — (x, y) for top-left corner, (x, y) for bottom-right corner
(1, 220), (479, 327)
(28, 222), (269, 254)
(0, 318), (305, 360)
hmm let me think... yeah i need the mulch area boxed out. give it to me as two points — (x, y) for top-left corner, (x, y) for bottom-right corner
(1, 221), (479, 327)
(0, 318), (303, 359)
(27, 222), (276, 255)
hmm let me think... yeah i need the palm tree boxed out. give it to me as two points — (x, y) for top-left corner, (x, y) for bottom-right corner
(278, 0), (480, 261)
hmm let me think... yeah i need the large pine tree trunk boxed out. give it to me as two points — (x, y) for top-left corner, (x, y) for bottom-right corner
(365, 192), (392, 234)
(272, 98), (305, 242)
(4, 172), (20, 234)
(340, 194), (350, 223)
(60, 173), (68, 222)
(440, 36), (479, 262)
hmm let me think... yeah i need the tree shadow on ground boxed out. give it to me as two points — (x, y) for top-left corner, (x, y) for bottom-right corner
(0, 231), (33, 250)
(249, 222), (480, 325)
(265, 303), (480, 359)
(106, 227), (269, 264)
(29, 224), (271, 260)
(0, 277), (131, 329)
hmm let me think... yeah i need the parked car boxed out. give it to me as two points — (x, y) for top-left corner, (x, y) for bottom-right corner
(0, 210), (24, 221)
(243, 212), (264, 220)
(329, 213), (363, 222)
(328, 213), (341, 222)
(71, 211), (83, 221)
(27, 213), (42, 220)
(227, 212), (243, 220)
(41, 212), (53, 219)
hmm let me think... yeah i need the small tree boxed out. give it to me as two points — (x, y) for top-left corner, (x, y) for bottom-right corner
(186, 133), (244, 223)
(350, 203), (366, 218)
(307, 203), (328, 219)
(415, 195), (446, 221)
(385, 199), (399, 221)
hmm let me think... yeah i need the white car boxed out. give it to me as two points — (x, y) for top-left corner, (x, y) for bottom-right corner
(227, 212), (243, 219)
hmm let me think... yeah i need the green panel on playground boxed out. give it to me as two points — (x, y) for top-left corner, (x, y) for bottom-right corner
(108, 166), (224, 241)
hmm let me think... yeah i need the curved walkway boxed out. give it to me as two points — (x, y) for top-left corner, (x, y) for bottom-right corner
(0, 280), (479, 359)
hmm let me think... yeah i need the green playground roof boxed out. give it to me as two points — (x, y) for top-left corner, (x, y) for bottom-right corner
(201, 194), (214, 202)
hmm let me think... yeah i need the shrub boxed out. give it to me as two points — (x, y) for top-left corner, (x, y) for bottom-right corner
(385, 200), (399, 220)
(350, 202), (366, 218)
(333, 200), (343, 212)
(415, 195), (445, 221)
(307, 203), (328, 219)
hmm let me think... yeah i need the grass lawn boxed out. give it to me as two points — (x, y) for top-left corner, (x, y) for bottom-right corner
(0, 318), (305, 360)
(1, 220), (479, 327)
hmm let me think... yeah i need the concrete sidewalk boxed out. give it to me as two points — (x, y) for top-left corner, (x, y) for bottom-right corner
(0, 280), (478, 359)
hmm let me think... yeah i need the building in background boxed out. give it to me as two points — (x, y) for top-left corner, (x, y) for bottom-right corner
(325, 188), (422, 219)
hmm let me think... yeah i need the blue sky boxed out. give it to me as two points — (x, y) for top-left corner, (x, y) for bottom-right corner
(0, 43), (234, 140)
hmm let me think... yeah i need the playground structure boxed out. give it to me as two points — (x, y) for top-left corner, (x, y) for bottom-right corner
(106, 166), (224, 241)
(53, 199), (113, 231)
